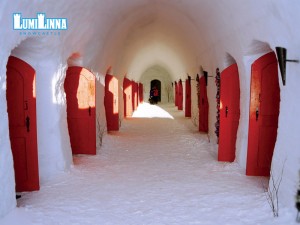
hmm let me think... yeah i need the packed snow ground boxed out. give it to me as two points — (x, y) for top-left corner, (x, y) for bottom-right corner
(0, 103), (297, 225)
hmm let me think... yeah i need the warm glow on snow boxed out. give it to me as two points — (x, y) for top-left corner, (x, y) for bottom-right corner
(33, 75), (36, 98)
(132, 103), (174, 119)
(0, 0), (299, 223)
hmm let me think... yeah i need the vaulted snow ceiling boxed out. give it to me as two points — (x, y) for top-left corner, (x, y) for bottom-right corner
(100, 1), (201, 80)
(6, 0), (293, 82)
(70, 0), (203, 80)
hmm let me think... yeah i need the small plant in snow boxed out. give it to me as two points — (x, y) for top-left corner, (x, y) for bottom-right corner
(296, 170), (300, 222)
(262, 160), (286, 217)
(207, 134), (210, 143)
(191, 112), (198, 127)
(165, 83), (172, 102)
(119, 115), (123, 128)
(97, 116), (106, 147)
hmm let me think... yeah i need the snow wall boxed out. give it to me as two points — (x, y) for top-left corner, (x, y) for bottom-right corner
(0, 0), (300, 218)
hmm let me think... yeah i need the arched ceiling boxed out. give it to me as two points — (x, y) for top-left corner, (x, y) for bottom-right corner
(88, 0), (285, 81)
(93, 0), (203, 81)
(3, 0), (298, 83)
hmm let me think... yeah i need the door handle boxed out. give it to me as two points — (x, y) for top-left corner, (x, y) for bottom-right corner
(88, 106), (91, 116)
(25, 116), (30, 132)
(256, 108), (259, 121)
(24, 101), (28, 110)
(225, 106), (228, 117)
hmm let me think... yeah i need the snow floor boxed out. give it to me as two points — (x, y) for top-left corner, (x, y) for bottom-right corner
(0, 103), (297, 225)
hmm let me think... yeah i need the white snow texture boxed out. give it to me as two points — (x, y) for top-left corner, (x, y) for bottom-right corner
(0, 0), (300, 224)
(0, 104), (297, 225)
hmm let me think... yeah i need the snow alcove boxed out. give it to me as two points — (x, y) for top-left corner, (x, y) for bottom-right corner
(0, 0), (300, 224)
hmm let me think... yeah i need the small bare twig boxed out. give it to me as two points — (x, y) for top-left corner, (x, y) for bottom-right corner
(296, 171), (300, 222)
(207, 134), (210, 143)
(262, 159), (286, 217)
(119, 115), (123, 128)
(165, 83), (172, 103)
(191, 112), (198, 127)
(96, 115), (106, 147)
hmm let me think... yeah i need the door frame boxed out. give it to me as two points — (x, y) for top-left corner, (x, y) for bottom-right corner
(105, 73), (119, 131)
(218, 63), (240, 162)
(64, 66), (96, 155)
(246, 52), (280, 176)
(6, 56), (40, 192)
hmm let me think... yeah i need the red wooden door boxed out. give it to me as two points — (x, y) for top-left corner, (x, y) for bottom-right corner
(178, 80), (183, 110)
(218, 63), (240, 162)
(174, 81), (178, 106)
(185, 78), (191, 117)
(246, 52), (280, 176)
(132, 81), (138, 110)
(104, 74), (119, 131)
(136, 82), (139, 107)
(123, 77), (132, 117)
(64, 66), (96, 155)
(199, 76), (209, 132)
(6, 56), (39, 192)
(138, 83), (143, 103)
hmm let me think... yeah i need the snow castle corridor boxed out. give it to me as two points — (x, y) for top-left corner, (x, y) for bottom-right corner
(0, 0), (300, 223)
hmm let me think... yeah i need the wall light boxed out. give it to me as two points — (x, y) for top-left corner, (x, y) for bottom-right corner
(204, 71), (208, 86)
(275, 47), (299, 86)
(203, 71), (213, 86)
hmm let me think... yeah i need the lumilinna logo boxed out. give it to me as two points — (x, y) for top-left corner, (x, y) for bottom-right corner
(13, 13), (67, 30)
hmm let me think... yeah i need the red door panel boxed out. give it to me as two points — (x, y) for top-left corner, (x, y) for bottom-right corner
(123, 77), (132, 117)
(174, 81), (178, 106)
(131, 80), (135, 111)
(185, 78), (191, 117)
(132, 81), (138, 111)
(218, 63), (240, 162)
(178, 80), (183, 110)
(104, 74), (119, 131)
(139, 83), (143, 103)
(6, 56), (39, 192)
(105, 74), (119, 131)
(199, 76), (209, 132)
(64, 66), (96, 155)
(246, 52), (280, 176)
(136, 82), (139, 107)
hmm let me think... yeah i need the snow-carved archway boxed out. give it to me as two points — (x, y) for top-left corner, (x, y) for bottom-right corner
(140, 65), (173, 104)
(0, 0), (300, 219)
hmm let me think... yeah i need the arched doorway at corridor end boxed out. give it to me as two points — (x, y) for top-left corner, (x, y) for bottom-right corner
(151, 79), (161, 102)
